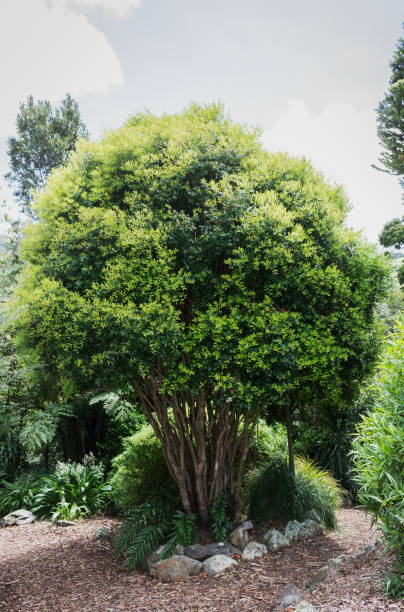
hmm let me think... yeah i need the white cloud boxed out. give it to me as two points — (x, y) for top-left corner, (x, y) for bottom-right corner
(0, 0), (124, 137)
(263, 100), (402, 242)
(62, 0), (143, 18)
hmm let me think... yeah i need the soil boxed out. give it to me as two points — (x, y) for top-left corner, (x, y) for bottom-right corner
(0, 509), (401, 611)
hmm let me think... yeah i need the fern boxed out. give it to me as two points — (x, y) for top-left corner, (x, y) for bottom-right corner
(210, 495), (233, 541)
(125, 525), (164, 568)
(116, 502), (172, 567)
(116, 505), (197, 568)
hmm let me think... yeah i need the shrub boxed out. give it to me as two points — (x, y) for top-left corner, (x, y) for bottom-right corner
(110, 424), (179, 511)
(210, 494), (234, 541)
(0, 473), (41, 515)
(352, 321), (404, 599)
(33, 456), (110, 520)
(249, 421), (288, 464)
(247, 454), (343, 530)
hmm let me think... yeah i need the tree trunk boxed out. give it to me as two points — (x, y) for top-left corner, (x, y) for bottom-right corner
(133, 377), (254, 525)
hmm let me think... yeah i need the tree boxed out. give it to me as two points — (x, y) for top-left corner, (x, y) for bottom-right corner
(5, 93), (89, 218)
(375, 29), (404, 185)
(380, 216), (404, 250)
(14, 104), (390, 524)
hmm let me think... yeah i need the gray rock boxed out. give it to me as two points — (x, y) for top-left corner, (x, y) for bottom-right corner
(204, 541), (240, 557)
(263, 528), (289, 552)
(229, 525), (250, 550)
(304, 519), (324, 536)
(294, 602), (317, 612)
(145, 545), (165, 572)
(55, 520), (77, 527)
(284, 520), (304, 543)
(241, 541), (268, 561)
(306, 557), (342, 592)
(1, 509), (36, 527)
(305, 509), (322, 523)
(95, 527), (112, 540)
(241, 520), (254, 530)
(154, 555), (202, 582)
(183, 543), (210, 560)
(278, 584), (303, 608)
(203, 554), (237, 576)
(352, 545), (375, 561)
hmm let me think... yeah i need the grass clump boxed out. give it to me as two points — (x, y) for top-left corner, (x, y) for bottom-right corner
(247, 454), (343, 530)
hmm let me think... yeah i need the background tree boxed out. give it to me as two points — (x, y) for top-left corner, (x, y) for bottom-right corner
(5, 93), (89, 218)
(14, 104), (390, 524)
(379, 216), (404, 250)
(375, 28), (404, 185)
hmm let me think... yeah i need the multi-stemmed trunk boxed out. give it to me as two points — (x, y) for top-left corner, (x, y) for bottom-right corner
(133, 375), (253, 525)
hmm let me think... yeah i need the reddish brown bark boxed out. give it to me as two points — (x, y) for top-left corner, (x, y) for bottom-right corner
(133, 376), (254, 525)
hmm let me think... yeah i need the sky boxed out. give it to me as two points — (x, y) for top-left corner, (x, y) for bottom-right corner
(0, 0), (402, 241)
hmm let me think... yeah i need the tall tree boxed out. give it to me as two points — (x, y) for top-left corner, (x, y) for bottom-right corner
(5, 93), (89, 218)
(14, 104), (390, 524)
(375, 29), (404, 185)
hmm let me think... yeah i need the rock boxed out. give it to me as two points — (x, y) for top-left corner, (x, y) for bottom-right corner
(1, 509), (36, 527)
(241, 520), (254, 530)
(305, 509), (322, 523)
(55, 520), (77, 527)
(153, 555), (202, 582)
(278, 584), (303, 608)
(183, 543), (210, 560)
(284, 520), (305, 543)
(204, 541), (241, 557)
(304, 519), (324, 536)
(145, 545), (165, 572)
(263, 528), (289, 552)
(175, 544), (184, 555)
(229, 525), (250, 550)
(306, 557), (342, 592)
(202, 554), (237, 576)
(241, 541), (268, 561)
(294, 602), (317, 612)
(352, 544), (375, 561)
(95, 527), (112, 540)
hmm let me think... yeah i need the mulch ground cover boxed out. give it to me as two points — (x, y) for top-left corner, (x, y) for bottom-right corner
(0, 509), (401, 611)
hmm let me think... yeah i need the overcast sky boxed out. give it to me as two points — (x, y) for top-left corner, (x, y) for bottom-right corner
(0, 0), (402, 241)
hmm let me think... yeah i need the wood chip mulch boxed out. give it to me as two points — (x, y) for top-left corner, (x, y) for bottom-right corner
(0, 509), (401, 611)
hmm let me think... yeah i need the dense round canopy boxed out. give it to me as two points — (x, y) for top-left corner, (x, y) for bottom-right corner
(16, 104), (389, 412)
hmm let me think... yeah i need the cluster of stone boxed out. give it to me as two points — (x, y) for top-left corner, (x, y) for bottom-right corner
(149, 513), (325, 582)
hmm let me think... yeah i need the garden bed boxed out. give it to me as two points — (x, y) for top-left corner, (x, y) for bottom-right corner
(0, 509), (400, 611)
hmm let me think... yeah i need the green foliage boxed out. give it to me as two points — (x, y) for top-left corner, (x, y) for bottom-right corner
(380, 217), (404, 250)
(110, 424), (178, 511)
(375, 29), (404, 185)
(249, 421), (288, 463)
(0, 473), (41, 515)
(352, 321), (404, 598)
(116, 504), (197, 569)
(171, 510), (197, 546)
(14, 103), (391, 519)
(210, 495), (233, 541)
(115, 502), (172, 569)
(33, 456), (110, 520)
(247, 455), (343, 530)
(5, 94), (88, 217)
